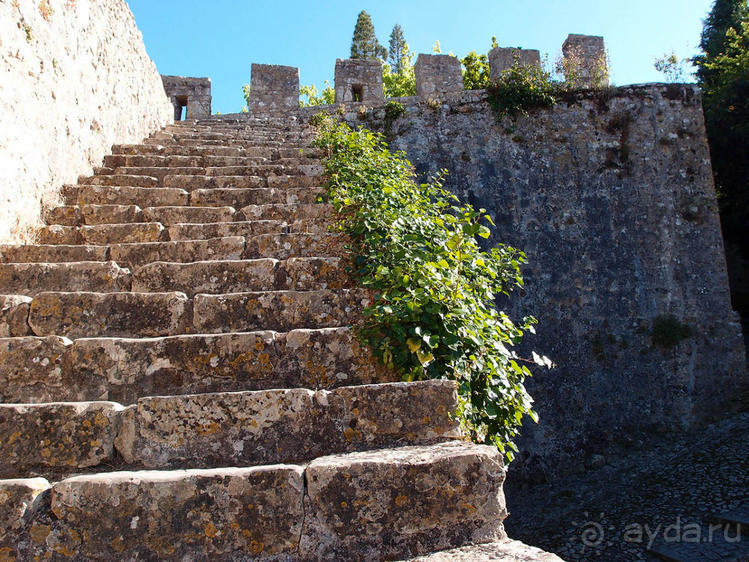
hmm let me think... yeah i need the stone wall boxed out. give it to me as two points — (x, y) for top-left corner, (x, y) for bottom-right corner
(489, 48), (541, 79)
(0, 0), (173, 243)
(303, 84), (747, 481)
(334, 59), (384, 104)
(414, 54), (464, 99)
(250, 63), (299, 116)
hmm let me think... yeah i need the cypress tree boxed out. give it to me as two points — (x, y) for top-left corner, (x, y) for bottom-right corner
(388, 24), (408, 73)
(350, 11), (387, 60)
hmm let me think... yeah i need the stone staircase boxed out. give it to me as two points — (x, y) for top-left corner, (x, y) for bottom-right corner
(0, 117), (521, 560)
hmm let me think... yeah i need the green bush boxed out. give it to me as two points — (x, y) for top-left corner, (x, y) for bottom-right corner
(312, 116), (550, 461)
(486, 63), (559, 119)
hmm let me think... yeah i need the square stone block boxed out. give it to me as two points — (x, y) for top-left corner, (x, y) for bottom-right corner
(415, 54), (464, 98)
(334, 59), (384, 104)
(488, 48), (541, 80)
(250, 63), (300, 116)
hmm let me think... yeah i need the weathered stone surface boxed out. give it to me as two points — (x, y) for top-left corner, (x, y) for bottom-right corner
(115, 381), (458, 469)
(81, 204), (144, 225)
(0, 0), (172, 244)
(0, 478), (50, 550)
(162, 75), (212, 120)
(367, 84), (748, 480)
(28, 291), (191, 338)
(110, 236), (245, 269)
(142, 205), (235, 225)
(0, 402), (122, 478)
(488, 48), (542, 80)
(300, 441), (507, 559)
(167, 220), (283, 240)
(415, 54), (464, 99)
(335, 59), (384, 103)
(405, 539), (565, 561)
(250, 63), (300, 116)
(244, 233), (346, 260)
(0, 244), (109, 264)
(69, 327), (396, 404)
(0, 337), (72, 404)
(0, 295), (31, 337)
(80, 222), (166, 245)
(190, 186), (323, 207)
(36, 225), (82, 245)
(77, 186), (189, 207)
(84, 174), (158, 187)
(193, 289), (368, 333)
(240, 203), (334, 222)
(0, 262), (130, 296)
(20, 467), (304, 559)
(163, 173), (264, 190)
(44, 206), (82, 227)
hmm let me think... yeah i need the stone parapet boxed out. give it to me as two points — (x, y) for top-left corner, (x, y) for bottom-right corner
(161, 75), (212, 120)
(334, 59), (384, 104)
(415, 54), (464, 99)
(562, 34), (609, 88)
(249, 63), (300, 116)
(489, 47), (541, 79)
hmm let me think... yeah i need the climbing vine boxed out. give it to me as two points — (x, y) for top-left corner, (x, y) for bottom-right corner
(312, 116), (551, 461)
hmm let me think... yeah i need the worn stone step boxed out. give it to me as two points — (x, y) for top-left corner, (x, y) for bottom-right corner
(0, 327), (395, 404)
(0, 262), (131, 296)
(193, 288), (367, 334)
(82, 174), (158, 188)
(131, 257), (349, 296)
(167, 220), (284, 240)
(141, 205), (235, 226)
(82, 222), (167, 244)
(242, 233), (346, 260)
(111, 143), (322, 159)
(112, 166), (205, 180)
(43, 205), (81, 227)
(0, 244), (109, 264)
(35, 225), (82, 245)
(0, 295), (32, 337)
(28, 291), (191, 338)
(5, 442), (502, 560)
(109, 236), (245, 269)
(190, 186), (324, 207)
(239, 202), (334, 222)
(117, 380), (458, 470)
(76, 186), (189, 207)
(163, 174), (264, 191)
(0, 401), (122, 478)
(81, 204), (144, 225)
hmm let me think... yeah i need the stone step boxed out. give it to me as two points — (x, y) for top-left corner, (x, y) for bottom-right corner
(22, 288), (364, 338)
(0, 327), (395, 404)
(104, 154), (317, 169)
(242, 233), (346, 260)
(82, 174), (158, 187)
(43, 205), (81, 226)
(162, 173), (322, 191)
(112, 166), (205, 181)
(0, 295), (32, 337)
(142, 205), (236, 225)
(109, 236), (245, 269)
(75, 186), (190, 207)
(0, 244), (109, 264)
(193, 288), (367, 334)
(106, 164), (322, 179)
(131, 257), (349, 296)
(28, 291), (191, 339)
(0, 381), (457, 478)
(117, 380), (458, 469)
(111, 143), (322, 159)
(190, 186), (324, 207)
(0, 401), (123, 479)
(80, 204), (144, 225)
(38, 223), (167, 245)
(166, 218), (332, 240)
(146, 137), (308, 149)
(239, 202), (334, 222)
(3, 442), (503, 560)
(0, 262), (131, 296)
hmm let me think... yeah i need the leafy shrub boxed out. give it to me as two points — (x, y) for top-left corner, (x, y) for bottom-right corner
(312, 116), (551, 460)
(300, 82), (335, 107)
(486, 63), (559, 119)
(462, 51), (491, 90)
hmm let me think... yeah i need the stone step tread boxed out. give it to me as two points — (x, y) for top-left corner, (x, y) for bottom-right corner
(1, 442), (504, 560)
(73, 185), (190, 207)
(82, 174), (158, 187)
(109, 236), (246, 268)
(0, 327), (395, 404)
(36, 222), (167, 245)
(111, 144), (322, 159)
(0, 380), (458, 478)
(23, 288), (366, 338)
(104, 154), (318, 168)
(162, 173), (323, 191)
(0, 261), (131, 296)
(108, 164), (322, 177)
(131, 256), (350, 296)
(0, 244), (110, 264)
(0, 295), (32, 337)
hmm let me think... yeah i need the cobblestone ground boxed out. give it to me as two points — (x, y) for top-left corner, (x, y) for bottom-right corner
(504, 412), (749, 561)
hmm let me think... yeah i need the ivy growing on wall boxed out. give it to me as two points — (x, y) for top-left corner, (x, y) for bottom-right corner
(312, 115), (552, 461)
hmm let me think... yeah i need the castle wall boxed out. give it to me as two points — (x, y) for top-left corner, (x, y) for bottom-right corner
(0, 0), (173, 243)
(304, 84), (747, 480)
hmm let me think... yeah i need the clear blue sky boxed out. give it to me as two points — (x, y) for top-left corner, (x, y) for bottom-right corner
(128, 0), (714, 114)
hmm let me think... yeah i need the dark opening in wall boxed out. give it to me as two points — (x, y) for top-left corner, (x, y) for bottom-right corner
(175, 95), (188, 121)
(351, 84), (364, 102)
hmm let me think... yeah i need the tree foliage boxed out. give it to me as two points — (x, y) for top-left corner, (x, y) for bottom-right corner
(462, 51), (491, 90)
(300, 81), (335, 107)
(694, 0), (749, 288)
(383, 41), (416, 98)
(351, 10), (387, 60)
(388, 24), (408, 74)
(312, 116), (551, 461)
